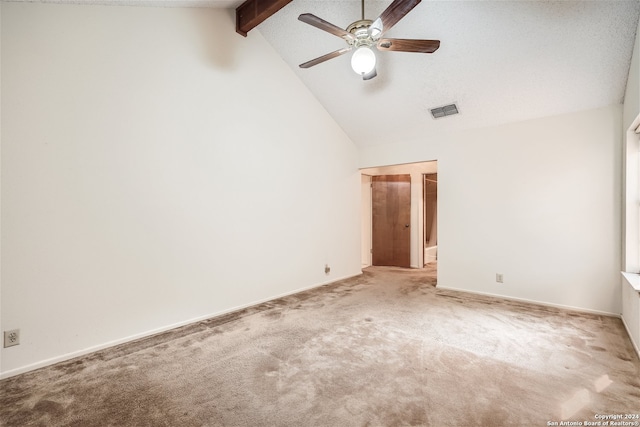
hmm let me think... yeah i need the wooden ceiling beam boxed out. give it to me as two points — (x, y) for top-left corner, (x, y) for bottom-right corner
(236, 0), (294, 37)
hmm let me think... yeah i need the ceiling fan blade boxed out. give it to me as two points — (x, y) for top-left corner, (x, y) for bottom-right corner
(363, 68), (377, 80)
(376, 0), (421, 36)
(299, 47), (352, 69)
(377, 38), (440, 53)
(298, 13), (355, 41)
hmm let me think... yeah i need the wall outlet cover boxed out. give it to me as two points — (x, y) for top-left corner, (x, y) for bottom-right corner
(4, 329), (20, 348)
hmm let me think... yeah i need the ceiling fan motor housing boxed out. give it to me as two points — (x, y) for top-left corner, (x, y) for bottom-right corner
(347, 20), (375, 48)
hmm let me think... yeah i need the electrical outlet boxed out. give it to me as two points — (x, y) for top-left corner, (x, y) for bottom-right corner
(496, 273), (504, 283)
(4, 329), (20, 348)
(325, 264), (331, 274)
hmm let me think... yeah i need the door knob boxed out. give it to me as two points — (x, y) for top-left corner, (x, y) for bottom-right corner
(405, 224), (410, 228)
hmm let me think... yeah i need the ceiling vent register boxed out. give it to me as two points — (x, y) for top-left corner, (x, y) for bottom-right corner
(431, 104), (459, 119)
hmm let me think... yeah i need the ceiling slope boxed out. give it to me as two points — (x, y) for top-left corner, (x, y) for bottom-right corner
(258, 1), (640, 147)
(3, 0), (243, 7)
(6, 0), (640, 148)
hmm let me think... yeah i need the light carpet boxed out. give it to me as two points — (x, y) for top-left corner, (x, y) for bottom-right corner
(1, 264), (639, 426)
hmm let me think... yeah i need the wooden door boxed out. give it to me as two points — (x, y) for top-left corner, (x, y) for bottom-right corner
(372, 174), (411, 267)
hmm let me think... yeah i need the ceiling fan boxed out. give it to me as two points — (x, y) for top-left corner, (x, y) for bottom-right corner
(298, 0), (440, 80)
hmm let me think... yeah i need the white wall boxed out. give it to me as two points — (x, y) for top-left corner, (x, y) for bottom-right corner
(0, 3), (361, 377)
(622, 17), (639, 273)
(0, 3), (3, 373)
(621, 18), (640, 356)
(361, 105), (623, 315)
(622, 274), (640, 357)
(623, 20), (640, 132)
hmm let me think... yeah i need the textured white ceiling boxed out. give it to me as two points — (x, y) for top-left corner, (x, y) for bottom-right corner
(258, 0), (640, 147)
(7, 0), (640, 148)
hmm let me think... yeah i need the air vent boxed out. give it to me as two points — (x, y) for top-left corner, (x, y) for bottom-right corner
(430, 103), (459, 119)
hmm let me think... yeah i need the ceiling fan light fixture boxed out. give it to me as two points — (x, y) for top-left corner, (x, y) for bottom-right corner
(297, 0), (440, 79)
(351, 46), (376, 75)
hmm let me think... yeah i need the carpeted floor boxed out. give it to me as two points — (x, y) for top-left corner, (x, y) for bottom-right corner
(1, 264), (639, 426)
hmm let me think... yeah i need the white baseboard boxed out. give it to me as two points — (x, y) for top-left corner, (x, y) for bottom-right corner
(435, 285), (620, 317)
(0, 271), (363, 380)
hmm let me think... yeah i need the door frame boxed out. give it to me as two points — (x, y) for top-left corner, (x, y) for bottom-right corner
(361, 174), (373, 268)
(360, 161), (438, 269)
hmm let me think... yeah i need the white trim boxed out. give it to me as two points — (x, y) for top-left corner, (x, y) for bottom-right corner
(435, 285), (619, 317)
(0, 272), (362, 380)
(622, 271), (640, 292)
(620, 312), (640, 359)
(621, 272), (640, 360)
(624, 114), (640, 272)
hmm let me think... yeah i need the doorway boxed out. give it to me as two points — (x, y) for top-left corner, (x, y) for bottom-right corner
(360, 161), (438, 269)
(424, 173), (438, 263)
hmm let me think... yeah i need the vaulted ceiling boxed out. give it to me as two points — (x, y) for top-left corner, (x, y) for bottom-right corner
(7, 0), (640, 148)
(259, 1), (640, 147)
